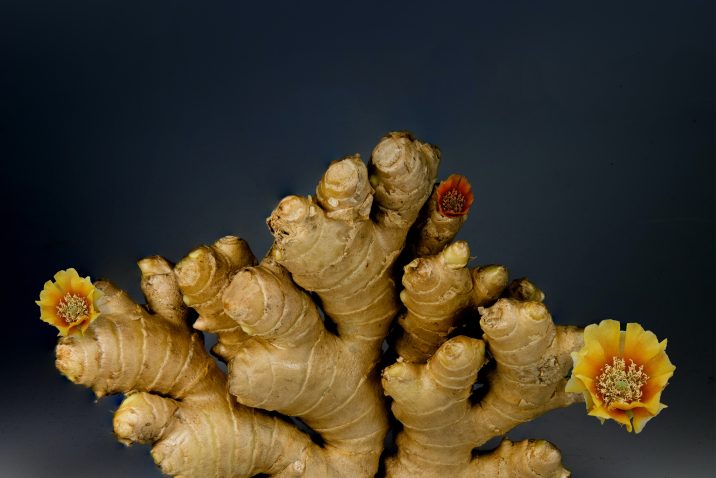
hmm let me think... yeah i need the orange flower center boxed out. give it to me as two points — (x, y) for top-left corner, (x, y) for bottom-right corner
(440, 189), (466, 215)
(596, 356), (649, 406)
(56, 293), (89, 326)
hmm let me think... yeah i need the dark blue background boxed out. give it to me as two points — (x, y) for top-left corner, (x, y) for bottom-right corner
(2, 1), (713, 476)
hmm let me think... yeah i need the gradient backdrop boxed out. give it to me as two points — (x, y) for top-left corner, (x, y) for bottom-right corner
(2, 1), (714, 477)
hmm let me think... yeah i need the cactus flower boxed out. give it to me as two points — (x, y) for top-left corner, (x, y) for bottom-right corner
(436, 174), (474, 217)
(566, 319), (675, 433)
(36, 268), (101, 336)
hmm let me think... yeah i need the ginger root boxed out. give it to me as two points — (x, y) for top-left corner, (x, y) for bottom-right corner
(56, 257), (322, 477)
(45, 131), (650, 478)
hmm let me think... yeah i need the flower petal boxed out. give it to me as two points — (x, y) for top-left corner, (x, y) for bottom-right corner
(623, 322), (665, 365)
(632, 405), (666, 433)
(569, 319), (674, 433)
(73, 279), (95, 298)
(609, 400), (648, 411)
(643, 347), (676, 378)
(571, 341), (607, 379)
(39, 305), (63, 327)
(78, 317), (93, 335)
(37, 268), (101, 337)
(69, 272), (92, 295)
(588, 404), (633, 432)
(37, 280), (64, 307)
(53, 268), (79, 292)
(565, 375), (586, 393)
(584, 319), (621, 359)
(640, 352), (675, 404)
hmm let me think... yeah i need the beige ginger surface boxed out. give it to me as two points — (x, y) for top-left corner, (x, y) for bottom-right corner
(53, 132), (588, 477)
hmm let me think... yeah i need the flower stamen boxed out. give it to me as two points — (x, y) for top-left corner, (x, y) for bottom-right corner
(440, 189), (466, 215)
(596, 356), (649, 407)
(56, 293), (90, 326)
(435, 174), (474, 217)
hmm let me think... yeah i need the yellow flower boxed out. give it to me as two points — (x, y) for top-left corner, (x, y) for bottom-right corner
(36, 268), (102, 336)
(566, 319), (675, 433)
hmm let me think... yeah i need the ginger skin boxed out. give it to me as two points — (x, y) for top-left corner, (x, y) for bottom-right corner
(383, 300), (583, 478)
(395, 241), (509, 362)
(176, 132), (441, 476)
(267, 132), (440, 362)
(50, 132), (592, 478)
(55, 257), (324, 477)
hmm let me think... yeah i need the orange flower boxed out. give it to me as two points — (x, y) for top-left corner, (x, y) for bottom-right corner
(436, 174), (474, 217)
(566, 319), (675, 433)
(36, 268), (102, 336)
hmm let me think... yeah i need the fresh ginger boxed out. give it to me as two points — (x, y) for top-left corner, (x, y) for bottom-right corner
(56, 257), (322, 477)
(383, 302), (582, 477)
(43, 131), (674, 478)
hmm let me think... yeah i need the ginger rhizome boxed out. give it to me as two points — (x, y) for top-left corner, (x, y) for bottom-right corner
(43, 131), (673, 477)
(56, 257), (319, 477)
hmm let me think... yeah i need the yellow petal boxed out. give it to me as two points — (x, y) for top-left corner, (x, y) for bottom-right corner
(53, 268), (80, 292)
(570, 319), (674, 434)
(632, 405), (666, 433)
(37, 268), (101, 337)
(79, 318), (93, 334)
(69, 272), (93, 296)
(574, 375), (602, 409)
(641, 380), (671, 415)
(588, 404), (633, 432)
(54, 323), (71, 337)
(67, 319), (85, 336)
(39, 308), (62, 327)
(624, 322), (665, 365)
(584, 319), (621, 359)
(572, 345), (607, 379)
(610, 400), (648, 412)
(74, 281), (94, 298)
(565, 376), (586, 393)
(643, 348), (676, 379)
(641, 353), (675, 407)
(574, 374), (597, 393)
(37, 281), (63, 306)
(583, 389), (595, 410)
(39, 304), (62, 322)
